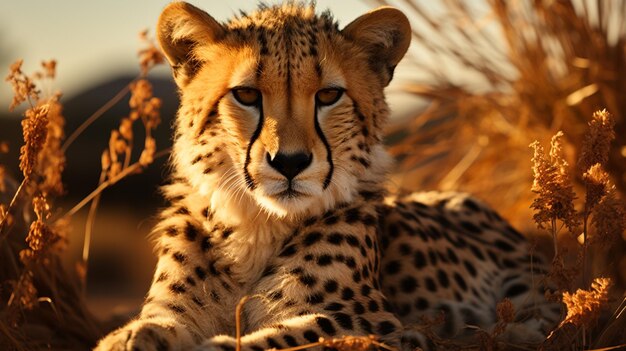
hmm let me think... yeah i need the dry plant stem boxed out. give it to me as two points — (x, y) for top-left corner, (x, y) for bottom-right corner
(551, 217), (558, 257)
(0, 320), (28, 351)
(81, 170), (106, 290)
(62, 148), (170, 219)
(580, 208), (592, 348)
(595, 297), (626, 345)
(588, 345), (626, 351)
(123, 142), (132, 170)
(235, 295), (249, 351)
(582, 215), (589, 288)
(273, 343), (320, 351)
(61, 81), (135, 153)
(232, 295), (403, 351)
(275, 338), (396, 351)
(0, 177), (28, 238)
(234, 295), (267, 351)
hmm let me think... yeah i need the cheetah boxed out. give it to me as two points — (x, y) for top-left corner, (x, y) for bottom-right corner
(95, 2), (560, 350)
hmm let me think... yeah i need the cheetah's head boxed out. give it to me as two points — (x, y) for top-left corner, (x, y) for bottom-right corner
(158, 2), (410, 219)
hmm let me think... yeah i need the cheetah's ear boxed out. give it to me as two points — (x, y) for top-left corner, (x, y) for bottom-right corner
(157, 2), (225, 86)
(342, 7), (411, 86)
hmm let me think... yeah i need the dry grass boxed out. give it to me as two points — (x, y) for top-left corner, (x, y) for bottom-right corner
(1, 1), (625, 350)
(527, 115), (625, 349)
(380, 0), (625, 231)
(0, 31), (166, 350)
(376, 0), (626, 349)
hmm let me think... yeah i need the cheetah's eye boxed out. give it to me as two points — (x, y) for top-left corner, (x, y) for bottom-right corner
(316, 88), (344, 106)
(232, 88), (261, 106)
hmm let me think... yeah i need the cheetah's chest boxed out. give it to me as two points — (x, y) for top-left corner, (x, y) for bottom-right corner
(210, 221), (293, 285)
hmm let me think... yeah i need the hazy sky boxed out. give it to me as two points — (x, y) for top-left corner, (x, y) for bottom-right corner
(1, 0), (415, 109)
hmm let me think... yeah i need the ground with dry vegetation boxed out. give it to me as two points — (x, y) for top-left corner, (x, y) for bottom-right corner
(1, 1), (626, 350)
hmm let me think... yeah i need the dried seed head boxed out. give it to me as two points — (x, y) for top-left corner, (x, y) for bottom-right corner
(114, 138), (127, 155)
(123, 77), (161, 169)
(529, 136), (579, 233)
(108, 131), (121, 161)
(129, 79), (152, 109)
(25, 194), (58, 257)
(496, 298), (515, 324)
(101, 150), (111, 171)
(578, 109), (615, 174)
(19, 248), (35, 266)
(106, 129), (128, 176)
(19, 104), (49, 177)
(12, 272), (38, 310)
(491, 298), (516, 336)
(547, 252), (578, 291)
(119, 117), (133, 141)
(6, 60), (65, 193)
(129, 110), (140, 121)
(144, 97), (162, 130)
(41, 60), (57, 79)
(26, 220), (54, 253)
(36, 95), (66, 195)
(137, 29), (165, 76)
(139, 136), (156, 166)
(561, 277), (611, 329)
(33, 194), (50, 220)
(5, 59), (40, 111)
(591, 184), (625, 246)
(129, 79), (161, 129)
(582, 163), (609, 214)
(8, 59), (23, 75)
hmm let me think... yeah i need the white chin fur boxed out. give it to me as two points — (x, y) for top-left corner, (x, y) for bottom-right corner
(255, 193), (315, 219)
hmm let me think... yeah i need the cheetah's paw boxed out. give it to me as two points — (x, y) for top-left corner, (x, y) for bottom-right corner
(94, 320), (187, 351)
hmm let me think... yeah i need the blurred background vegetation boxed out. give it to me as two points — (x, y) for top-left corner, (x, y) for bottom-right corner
(379, 0), (626, 288)
(0, 0), (624, 350)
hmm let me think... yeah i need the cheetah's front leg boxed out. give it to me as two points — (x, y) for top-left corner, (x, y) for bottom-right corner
(95, 219), (239, 350)
(195, 312), (400, 351)
(195, 220), (404, 351)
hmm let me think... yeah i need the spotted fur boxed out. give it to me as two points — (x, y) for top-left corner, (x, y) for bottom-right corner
(95, 2), (559, 351)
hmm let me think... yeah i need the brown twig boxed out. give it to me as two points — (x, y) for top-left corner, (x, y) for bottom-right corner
(585, 345), (626, 351)
(235, 295), (249, 351)
(61, 80), (136, 153)
(80, 170), (106, 290)
(275, 335), (397, 351)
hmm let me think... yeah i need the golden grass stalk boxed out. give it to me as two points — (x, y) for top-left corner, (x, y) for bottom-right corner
(561, 278), (611, 330)
(529, 113), (625, 348)
(529, 132), (579, 237)
(544, 278), (612, 349)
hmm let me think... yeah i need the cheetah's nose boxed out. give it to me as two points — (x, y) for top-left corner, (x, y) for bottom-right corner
(266, 152), (313, 181)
